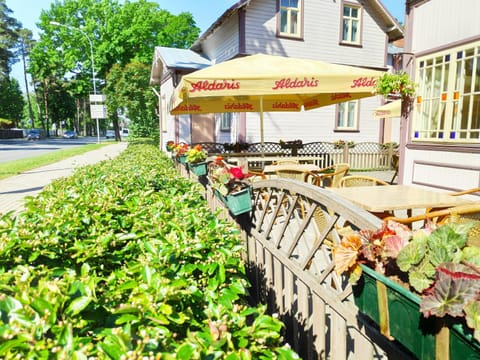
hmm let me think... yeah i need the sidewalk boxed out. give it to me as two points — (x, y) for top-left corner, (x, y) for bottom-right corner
(0, 142), (128, 216)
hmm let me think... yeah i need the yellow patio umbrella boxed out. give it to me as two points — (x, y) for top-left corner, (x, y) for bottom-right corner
(170, 54), (385, 144)
(373, 99), (401, 119)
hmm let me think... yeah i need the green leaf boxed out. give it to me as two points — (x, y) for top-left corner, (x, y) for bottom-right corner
(65, 296), (91, 317)
(176, 343), (196, 359)
(396, 239), (427, 272)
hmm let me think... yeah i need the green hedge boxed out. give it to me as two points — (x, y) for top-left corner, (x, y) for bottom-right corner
(0, 143), (298, 359)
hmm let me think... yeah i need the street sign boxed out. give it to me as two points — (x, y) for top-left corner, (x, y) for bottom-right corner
(90, 104), (107, 119)
(89, 94), (106, 103)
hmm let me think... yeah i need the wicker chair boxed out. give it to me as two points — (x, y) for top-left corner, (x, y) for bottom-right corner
(274, 159), (300, 165)
(384, 203), (480, 245)
(339, 175), (392, 218)
(339, 175), (389, 187)
(276, 167), (307, 181)
(304, 163), (350, 188)
(426, 187), (480, 213)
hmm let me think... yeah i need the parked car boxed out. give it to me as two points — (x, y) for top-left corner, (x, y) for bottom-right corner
(121, 128), (129, 137)
(105, 130), (115, 139)
(63, 130), (77, 139)
(27, 129), (44, 140)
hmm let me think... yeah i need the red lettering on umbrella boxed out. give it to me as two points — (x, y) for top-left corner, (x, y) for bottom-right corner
(178, 104), (202, 111)
(272, 102), (300, 110)
(331, 93), (352, 100)
(224, 103), (254, 110)
(190, 80), (240, 92)
(351, 77), (377, 88)
(272, 77), (319, 90)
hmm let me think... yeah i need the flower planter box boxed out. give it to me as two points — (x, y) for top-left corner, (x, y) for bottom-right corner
(177, 155), (187, 164)
(214, 187), (252, 216)
(353, 265), (480, 360)
(188, 161), (208, 176)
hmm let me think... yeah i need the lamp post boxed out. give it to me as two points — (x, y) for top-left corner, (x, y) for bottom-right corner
(50, 21), (99, 143)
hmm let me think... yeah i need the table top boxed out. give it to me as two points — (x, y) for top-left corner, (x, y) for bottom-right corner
(263, 163), (321, 174)
(328, 185), (474, 213)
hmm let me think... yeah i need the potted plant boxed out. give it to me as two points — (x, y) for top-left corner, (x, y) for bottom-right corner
(279, 139), (303, 155)
(376, 71), (417, 118)
(223, 142), (250, 152)
(333, 139), (355, 150)
(208, 157), (253, 216)
(174, 143), (190, 164)
(333, 221), (480, 359)
(186, 145), (208, 176)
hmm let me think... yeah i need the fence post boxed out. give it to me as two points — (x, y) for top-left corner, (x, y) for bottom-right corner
(342, 144), (347, 163)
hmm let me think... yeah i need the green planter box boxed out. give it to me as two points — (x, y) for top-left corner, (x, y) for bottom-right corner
(224, 187), (252, 216)
(177, 155), (187, 164)
(188, 161), (208, 176)
(353, 265), (480, 360)
(214, 187), (252, 216)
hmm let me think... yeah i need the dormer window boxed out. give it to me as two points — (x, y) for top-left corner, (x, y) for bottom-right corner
(341, 3), (362, 45)
(278, 0), (303, 38)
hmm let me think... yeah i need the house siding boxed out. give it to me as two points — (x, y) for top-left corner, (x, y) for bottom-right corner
(201, 15), (240, 63)
(401, 0), (480, 190)
(243, 0), (386, 68)
(410, 0), (480, 53)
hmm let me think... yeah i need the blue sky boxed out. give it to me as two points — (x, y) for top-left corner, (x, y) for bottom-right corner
(7, 0), (405, 90)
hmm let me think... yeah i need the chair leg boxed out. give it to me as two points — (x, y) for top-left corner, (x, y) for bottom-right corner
(390, 169), (398, 184)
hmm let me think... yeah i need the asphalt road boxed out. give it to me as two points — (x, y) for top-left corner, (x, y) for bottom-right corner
(0, 136), (104, 163)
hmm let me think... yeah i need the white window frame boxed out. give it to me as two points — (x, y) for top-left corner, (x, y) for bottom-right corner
(336, 100), (359, 130)
(278, 0), (302, 38)
(413, 40), (480, 143)
(220, 113), (232, 131)
(341, 3), (361, 45)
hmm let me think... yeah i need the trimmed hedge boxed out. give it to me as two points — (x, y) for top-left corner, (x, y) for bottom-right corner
(0, 143), (298, 359)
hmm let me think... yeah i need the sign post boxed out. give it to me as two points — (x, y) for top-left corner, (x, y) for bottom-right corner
(89, 94), (107, 143)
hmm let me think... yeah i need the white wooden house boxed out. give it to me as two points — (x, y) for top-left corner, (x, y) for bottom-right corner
(399, 0), (480, 191)
(150, 0), (403, 149)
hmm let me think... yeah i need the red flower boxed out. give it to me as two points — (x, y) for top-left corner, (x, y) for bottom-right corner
(229, 167), (244, 179)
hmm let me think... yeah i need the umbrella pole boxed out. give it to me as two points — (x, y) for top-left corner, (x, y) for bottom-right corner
(260, 96), (264, 156)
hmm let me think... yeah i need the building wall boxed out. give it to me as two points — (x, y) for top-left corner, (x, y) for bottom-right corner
(410, 0), (480, 53)
(401, 0), (480, 190)
(199, 14), (240, 63)
(243, 0), (387, 68)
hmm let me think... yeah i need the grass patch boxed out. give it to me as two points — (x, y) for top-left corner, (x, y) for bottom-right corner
(0, 143), (110, 180)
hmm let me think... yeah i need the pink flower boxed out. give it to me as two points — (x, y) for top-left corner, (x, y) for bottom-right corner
(229, 167), (244, 180)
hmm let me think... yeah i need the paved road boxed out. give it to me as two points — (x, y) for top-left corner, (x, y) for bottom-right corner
(0, 142), (128, 216)
(0, 137), (104, 163)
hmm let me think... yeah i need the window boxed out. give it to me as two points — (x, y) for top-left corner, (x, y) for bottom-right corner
(336, 100), (359, 130)
(341, 3), (361, 45)
(278, 0), (302, 38)
(413, 40), (480, 143)
(220, 113), (232, 131)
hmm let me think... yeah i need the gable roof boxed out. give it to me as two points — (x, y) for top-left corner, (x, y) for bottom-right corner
(150, 46), (211, 85)
(191, 0), (250, 51)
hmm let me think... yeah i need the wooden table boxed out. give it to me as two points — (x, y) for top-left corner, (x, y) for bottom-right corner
(328, 185), (474, 213)
(263, 163), (321, 175)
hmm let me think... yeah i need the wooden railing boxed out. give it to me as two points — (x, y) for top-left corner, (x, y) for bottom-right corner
(177, 160), (413, 359)
(195, 141), (398, 171)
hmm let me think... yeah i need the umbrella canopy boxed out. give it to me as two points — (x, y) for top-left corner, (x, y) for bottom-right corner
(169, 54), (385, 143)
(373, 99), (401, 119)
